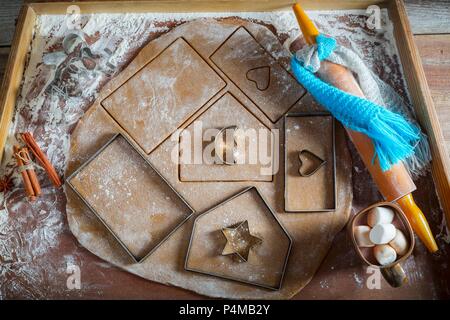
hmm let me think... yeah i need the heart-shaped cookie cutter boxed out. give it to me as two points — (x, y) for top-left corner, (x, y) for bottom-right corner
(298, 149), (327, 177)
(246, 66), (271, 91)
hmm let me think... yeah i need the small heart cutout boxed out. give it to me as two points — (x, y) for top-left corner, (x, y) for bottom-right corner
(298, 150), (326, 177)
(246, 66), (271, 91)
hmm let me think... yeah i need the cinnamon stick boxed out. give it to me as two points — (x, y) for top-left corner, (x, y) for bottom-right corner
(20, 132), (62, 187)
(13, 145), (36, 201)
(19, 147), (41, 197)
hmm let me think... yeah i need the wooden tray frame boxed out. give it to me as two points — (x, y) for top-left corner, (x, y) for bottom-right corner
(0, 0), (449, 224)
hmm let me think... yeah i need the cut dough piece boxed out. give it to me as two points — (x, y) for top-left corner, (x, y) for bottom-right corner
(210, 27), (305, 122)
(179, 92), (273, 182)
(374, 244), (397, 266)
(369, 223), (396, 245)
(367, 206), (395, 227)
(284, 114), (335, 211)
(354, 225), (374, 247)
(389, 229), (409, 256)
(68, 134), (193, 261)
(102, 38), (226, 154)
(185, 187), (292, 290)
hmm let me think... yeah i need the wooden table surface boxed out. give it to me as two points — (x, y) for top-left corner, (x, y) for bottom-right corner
(0, 0), (449, 299)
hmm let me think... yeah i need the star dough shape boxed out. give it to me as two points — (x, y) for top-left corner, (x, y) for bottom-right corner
(221, 220), (262, 262)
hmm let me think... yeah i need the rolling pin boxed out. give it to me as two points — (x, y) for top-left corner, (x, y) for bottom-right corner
(293, 3), (438, 253)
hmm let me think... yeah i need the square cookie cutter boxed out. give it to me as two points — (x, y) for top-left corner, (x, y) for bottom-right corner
(184, 186), (293, 290)
(209, 26), (305, 123)
(284, 112), (337, 212)
(100, 37), (226, 154)
(66, 133), (194, 263)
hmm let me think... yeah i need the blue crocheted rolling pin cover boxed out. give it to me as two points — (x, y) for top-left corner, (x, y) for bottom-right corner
(290, 34), (420, 172)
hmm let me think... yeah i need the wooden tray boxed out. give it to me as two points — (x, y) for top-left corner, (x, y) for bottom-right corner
(1, 0), (448, 224)
(0, 1), (449, 299)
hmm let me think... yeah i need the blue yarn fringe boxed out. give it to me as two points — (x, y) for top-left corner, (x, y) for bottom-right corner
(291, 38), (421, 171)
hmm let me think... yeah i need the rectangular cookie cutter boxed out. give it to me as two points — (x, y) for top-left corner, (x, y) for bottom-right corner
(284, 112), (337, 212)
(65, 133), (194, 263)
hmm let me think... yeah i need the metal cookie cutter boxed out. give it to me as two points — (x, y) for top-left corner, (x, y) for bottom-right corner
(221, 220), (262, 262)
(284, 112), (337, 212)
(185, 186), (293, 291)
(66, 133), (194, 263)
(298, 149), (327, 177)
(214, 125), (239, 165)
(43, 32), (119, 98)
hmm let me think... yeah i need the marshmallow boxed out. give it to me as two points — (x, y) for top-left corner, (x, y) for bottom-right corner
(374, 244), (397, 266)
(369, 223), (396, 245)
(389, 229), (409, 256)
(367, 206), (395, 227)
(354, 225), (374, 247)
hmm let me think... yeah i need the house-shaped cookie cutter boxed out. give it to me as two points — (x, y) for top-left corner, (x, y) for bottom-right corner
(184, 186), (293, 290)
(66, 133), (194, 263)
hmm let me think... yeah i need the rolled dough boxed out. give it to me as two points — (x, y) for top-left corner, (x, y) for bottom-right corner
(65, 18), (353, 299)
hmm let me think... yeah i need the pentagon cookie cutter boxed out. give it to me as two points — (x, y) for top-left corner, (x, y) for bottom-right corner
(185, 186), (293, 290)
(284, 112), (337, 212)
(66, 133), (194, 263)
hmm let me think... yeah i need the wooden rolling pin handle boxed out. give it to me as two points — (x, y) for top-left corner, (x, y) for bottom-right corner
(397, 194), (437, 252)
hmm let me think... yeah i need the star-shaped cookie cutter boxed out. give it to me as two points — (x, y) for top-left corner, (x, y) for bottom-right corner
(221, 220), (262, 262)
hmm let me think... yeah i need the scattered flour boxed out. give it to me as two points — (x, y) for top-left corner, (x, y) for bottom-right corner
(353, 272), (364, 288)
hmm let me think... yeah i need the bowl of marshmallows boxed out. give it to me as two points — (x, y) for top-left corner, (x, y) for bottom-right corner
(349, 202), (415, 287)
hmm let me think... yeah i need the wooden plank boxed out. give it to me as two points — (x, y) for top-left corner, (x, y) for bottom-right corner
(0, 5), (36, 162)
(415, 34), (450, 158)
(389, 0), (450, 228)
(28, 0), (384, 15)
(0, 0), (22, 46)
(405, 0), (450, 34)
(0, 1), (447, 49)
(0, 47), (10, 84)
(0, 0), (380, 48)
